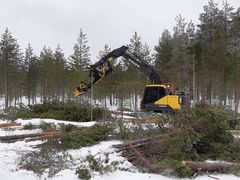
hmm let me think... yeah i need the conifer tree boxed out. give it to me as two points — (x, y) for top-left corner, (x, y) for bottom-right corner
(24, 44), (39, 105)
(68, 29), (91, 101)
(39, 46), (54, 102)
(154, 29), (173, 82)
(0, 28), (21, 107)
(53, 44), (66, 100)
(70, 29), (90, 71)
(199, 0), (222, 103)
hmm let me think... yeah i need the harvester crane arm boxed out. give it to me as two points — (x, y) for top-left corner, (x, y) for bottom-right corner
(73, 45), (161, 96)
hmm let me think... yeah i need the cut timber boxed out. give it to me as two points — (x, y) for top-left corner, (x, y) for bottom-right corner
(124, 118), (160, 125)
(113, 137), (150, 148)
(113, 138), (150, 153)
(0, 131), (61, 142)
(25, 134), (57, 142)
(183, 161), (240, 172)
(0, 123), (21, 127)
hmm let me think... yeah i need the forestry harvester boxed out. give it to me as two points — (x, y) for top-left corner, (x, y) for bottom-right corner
(73, 45), (190, 112)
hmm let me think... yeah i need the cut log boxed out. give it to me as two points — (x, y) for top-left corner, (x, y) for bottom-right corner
(0, 123), (21, 127)
(113, 133), (171, 151)
(183, 161), (240, 172)
(0, 131), (61, 142)
(113, 138), (150, 153)
(25, 134), (58, 142)
(113, 138), (150, 149)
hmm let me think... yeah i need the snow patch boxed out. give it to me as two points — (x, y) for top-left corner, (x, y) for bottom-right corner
(0, 140), (42, 180)
(15, 118), (96, 127)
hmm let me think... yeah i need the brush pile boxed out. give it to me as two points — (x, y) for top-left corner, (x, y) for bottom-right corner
(114, 104), (240, 177)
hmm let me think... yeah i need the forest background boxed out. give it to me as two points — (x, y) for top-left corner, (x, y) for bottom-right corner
(1, 0), (240, 111)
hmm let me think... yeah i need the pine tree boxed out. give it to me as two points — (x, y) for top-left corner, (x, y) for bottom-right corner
(0, 28), (22, 107)
(128, 32), (145, 111)
(220, 1), (234, 105)
(39, 46), (54, 102)
(98, 44), (111, 59)
(154, 29), (173, 82)
(229, 7), (240, 110)
(68, 29), (91, 102)
(199, 0), (222, 104)
(95, 44), (112, 107)
(23, 44), (39, 105)
(53, 44), (66, 100)
(186, 21), (197, 101)
(172, 14), (191, 90)
(142, 43), (152, 65)
(70, 29), (90, 72)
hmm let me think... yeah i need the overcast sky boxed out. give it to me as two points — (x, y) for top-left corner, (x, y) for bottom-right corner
(0, 0), (239, 62)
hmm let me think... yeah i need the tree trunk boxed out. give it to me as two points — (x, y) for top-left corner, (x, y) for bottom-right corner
(4, 66), (8, 108)
(0, 131), (60, 142)
(134, 88), (137, 112)
(129, 94), (132, 110)
(27, 81), (31, 105)
(104, 96), (107, 108)
(43, 75), (47, 103)
(14, 90), (17, 107)
(109, 94), (112, 106)
(235, 89), (240, 112)
(209, 80), (212, 105)
(183, 160), (240, 172)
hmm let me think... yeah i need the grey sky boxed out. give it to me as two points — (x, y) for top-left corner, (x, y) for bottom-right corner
(0, 0), (239, 62)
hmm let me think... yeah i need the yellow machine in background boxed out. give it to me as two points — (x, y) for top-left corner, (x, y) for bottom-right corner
(141, 84), (189, 112)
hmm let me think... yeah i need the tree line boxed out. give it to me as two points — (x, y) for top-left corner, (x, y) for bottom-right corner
(0, 0), (240, 111)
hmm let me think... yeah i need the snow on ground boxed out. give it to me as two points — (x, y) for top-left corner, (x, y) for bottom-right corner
(111, 113), (135, 119)
(15, 118), (96, 127)
(0, 136), (240, 180)
(0, 97), (5, 110)
(0, 118), (95, 137)
(0, 119), (14, 124)
(51, 140), (136, 180)
(0, 97), (41, 110)
(0, 128), (42, 137)
(0, 118), (240, 179)
(0, 140), (43, 180)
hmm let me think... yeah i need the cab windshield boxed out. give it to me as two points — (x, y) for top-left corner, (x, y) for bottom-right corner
(142, 86), (166, 104)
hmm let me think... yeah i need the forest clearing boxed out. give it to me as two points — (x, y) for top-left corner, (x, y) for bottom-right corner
(1, 0), (240, 179)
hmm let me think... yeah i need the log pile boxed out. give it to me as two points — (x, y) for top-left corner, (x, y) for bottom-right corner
(113, 137), (161, 172)
(113, 137), (240, 174)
